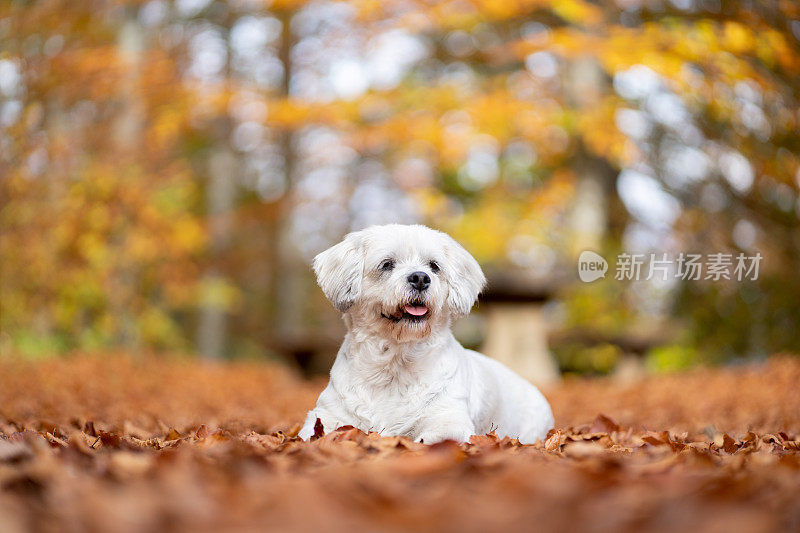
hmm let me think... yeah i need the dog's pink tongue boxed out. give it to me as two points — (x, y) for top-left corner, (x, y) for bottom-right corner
(404, 304), (428, 316)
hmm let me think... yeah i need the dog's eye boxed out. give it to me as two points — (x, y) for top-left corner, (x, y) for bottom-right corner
(379, 259), (395, 272)
(429, 261), (440, 273)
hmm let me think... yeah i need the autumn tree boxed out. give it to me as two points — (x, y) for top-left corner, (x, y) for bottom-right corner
(2, 0), (799, 365)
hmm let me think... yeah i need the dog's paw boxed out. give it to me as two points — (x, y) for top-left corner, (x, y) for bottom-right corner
(416, 428), (473, 444)
(297, 424), (313, 440)
(298, 415), (325, 440)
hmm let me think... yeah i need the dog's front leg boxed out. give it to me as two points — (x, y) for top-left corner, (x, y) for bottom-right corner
(298, 382), (351, 440)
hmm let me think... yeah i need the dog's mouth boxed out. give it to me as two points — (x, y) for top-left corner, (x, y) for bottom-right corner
(381, 300), (430, 322)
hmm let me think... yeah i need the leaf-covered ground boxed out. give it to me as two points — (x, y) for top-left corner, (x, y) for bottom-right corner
(1, 355), (799, 532)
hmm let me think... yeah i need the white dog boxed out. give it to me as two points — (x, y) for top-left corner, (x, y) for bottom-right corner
(298, 224), (553, 444)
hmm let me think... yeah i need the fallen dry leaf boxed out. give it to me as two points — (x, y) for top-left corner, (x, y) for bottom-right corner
(0, 355), (798, 532)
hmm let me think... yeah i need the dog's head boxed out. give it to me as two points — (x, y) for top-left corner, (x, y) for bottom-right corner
(313, 224), (486, 341)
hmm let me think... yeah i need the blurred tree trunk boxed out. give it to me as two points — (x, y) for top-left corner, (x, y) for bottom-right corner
(564, 57), (627, 252)
(197, 147), (237, 359)
(267, 10), (305, 351)
(197, 19), (237, 359)
(111, 16), (145, 349)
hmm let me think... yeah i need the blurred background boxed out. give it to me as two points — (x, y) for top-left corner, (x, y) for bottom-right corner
(1, 0), (799, 379)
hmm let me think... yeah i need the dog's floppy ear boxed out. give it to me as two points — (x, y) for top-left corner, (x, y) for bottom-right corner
(442, 235), (486, 317)
(313, 232), (365, 312)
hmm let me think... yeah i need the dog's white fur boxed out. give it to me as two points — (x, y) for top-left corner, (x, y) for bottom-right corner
(298, 224), (553, 444)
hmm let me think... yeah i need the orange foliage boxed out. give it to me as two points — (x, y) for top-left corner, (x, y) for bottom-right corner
(1, 355), (799, 531)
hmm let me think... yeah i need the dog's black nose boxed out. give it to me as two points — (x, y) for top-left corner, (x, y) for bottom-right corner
(407, 271), (431, 291)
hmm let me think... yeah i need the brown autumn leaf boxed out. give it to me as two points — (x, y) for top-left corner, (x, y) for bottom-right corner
(469, 433), (501, 448)
(245, 433), (286, 451)
(761, 433), (784, 445)
(43, 431), (67, 448)
(98, 431), (122, 448)
(588, 413), (620, 434)
(641, 434), (664, 447)
(165, 428), (181, 441)
(311, 417), (324, 440)
(722, 434), (738, 454)
(543, 431), (565, 452)
(387, 440), (467, 477)
(67, 431), (95, 455)
(329, 426), (367, 443)
(642, 431), (686, 452)
(208, 430), (230, 442)
(316, 435), (362, 460)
